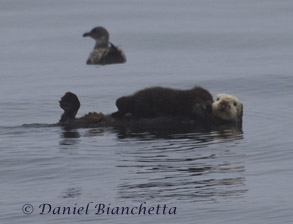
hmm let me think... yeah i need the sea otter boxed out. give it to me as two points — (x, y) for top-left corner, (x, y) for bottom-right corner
(83, 26), (126, 65)
(111, 86), (214, 120)
(212, 94), (243, 125)
(58, 89), (243, 131)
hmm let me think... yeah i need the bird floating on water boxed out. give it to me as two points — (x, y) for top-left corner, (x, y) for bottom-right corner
(83, 26), (126, 65)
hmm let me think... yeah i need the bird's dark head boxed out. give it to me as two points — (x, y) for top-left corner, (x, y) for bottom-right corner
(83, 26), (109, 47)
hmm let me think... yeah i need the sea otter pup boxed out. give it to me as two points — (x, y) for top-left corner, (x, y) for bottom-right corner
(212, 94), (243, 125)
(83, 26), (126, 65)
(111, 86), (214, 120)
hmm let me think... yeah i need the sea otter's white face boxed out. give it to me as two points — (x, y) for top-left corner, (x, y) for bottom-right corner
(212, 94), (243, 122)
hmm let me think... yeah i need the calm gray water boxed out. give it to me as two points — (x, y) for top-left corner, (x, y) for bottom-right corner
(1, 0), (293, 223)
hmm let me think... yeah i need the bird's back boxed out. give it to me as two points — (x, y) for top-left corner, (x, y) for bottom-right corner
(87, 43), (126, 65)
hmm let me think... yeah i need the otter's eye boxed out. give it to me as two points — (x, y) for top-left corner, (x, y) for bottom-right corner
(216, 97), (219, 101)
(233, 102), (237, 106)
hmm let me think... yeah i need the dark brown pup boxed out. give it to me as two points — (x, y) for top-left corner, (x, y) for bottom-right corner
(111, 86), (213, 119)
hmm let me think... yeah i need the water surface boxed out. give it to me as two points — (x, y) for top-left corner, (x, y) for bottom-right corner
(1, 0), (293, 223)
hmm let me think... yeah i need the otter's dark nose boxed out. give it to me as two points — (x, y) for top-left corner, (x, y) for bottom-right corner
(219, 100), (229, 110)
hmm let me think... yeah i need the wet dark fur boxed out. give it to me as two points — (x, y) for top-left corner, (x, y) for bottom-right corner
(111, 87), (213, 120)
(59, 92), (80, 122)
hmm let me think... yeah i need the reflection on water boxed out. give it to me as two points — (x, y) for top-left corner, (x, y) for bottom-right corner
(61, 130), (81, 139)
(113, 129), (245, 202)
(118, 177), (246, 202)
(61, 187), (82, 199)
(56, 124), (246, 202)
(59, 129), (81, 146)
(113, 123), (243, 141)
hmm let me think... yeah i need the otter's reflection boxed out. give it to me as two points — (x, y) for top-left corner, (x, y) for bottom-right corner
(61, 187), (82, 199)
(115, 130), (246, 202)
(113, 124), (243, 141)
(59, 129), (81, 146)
